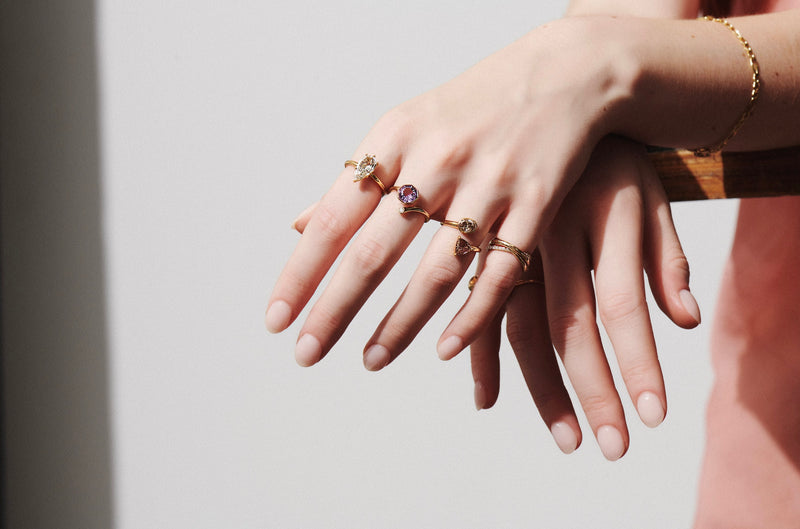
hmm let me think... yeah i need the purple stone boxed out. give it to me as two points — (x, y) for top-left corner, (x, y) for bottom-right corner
(398, 185), (418, 205)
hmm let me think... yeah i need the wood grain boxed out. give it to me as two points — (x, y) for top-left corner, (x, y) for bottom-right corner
(648, 146), (800, 201)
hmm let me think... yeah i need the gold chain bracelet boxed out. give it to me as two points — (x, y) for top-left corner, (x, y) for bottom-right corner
(692, 16), (761, 157)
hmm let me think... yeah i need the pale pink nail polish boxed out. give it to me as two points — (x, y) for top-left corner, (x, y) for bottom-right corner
(437, 335), (463, 360)
(295, 334), (322, 367)
(679, 289), (701, 324)
(474, 382), (488, 410)
(363, 344), (390, 371)
(265, 300), (292, 334)
(550, 422), (578, 454)
(637, 391), (666, 428)
(597, 425), (626, 461)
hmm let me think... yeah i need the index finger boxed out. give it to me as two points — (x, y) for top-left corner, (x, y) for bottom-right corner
(265, 151), (401, 333)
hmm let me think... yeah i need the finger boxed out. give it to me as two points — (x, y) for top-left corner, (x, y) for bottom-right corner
(437, 203), (542, 361)
(294, 193), (426, 366)
(291, 201), (319, 234)
(505, 252), (582, 454)
(469, 308), (504, 410)
(363, 199), (501, 370)
(640, 160), (701, 328)
(541, 240), (629, 461)
(266, 152), (402, 335)
(467, 247), (502, 410)
(590, 182), (667, 429)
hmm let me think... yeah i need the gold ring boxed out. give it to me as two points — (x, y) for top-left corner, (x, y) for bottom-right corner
(487, 237), (532, 272)
(467, 275), (543, 291)
(399, 206), (431, 222)
(454, 237), (481, 257)
(394, 184), (431, 222)
(345, 154), (388, 194)
(441, 218), (478, 234)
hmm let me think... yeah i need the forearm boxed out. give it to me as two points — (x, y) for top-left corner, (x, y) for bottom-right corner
(574, 11), (800, 151)
(565, 0), (699, 18)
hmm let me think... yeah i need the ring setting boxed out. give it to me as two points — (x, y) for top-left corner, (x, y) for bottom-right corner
(441, 218), (478, 234)
(454, 237), (481, 256)
(345, 154), (387, 194)
(394, 184), (431, 222)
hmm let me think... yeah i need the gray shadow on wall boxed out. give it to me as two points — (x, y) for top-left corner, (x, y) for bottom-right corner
(1, 2), (113, 528)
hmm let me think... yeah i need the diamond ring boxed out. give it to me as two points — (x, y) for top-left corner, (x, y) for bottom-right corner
(345, 154), (388, 194)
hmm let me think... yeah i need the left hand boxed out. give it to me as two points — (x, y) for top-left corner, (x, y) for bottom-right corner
(468, 136), (701, 460)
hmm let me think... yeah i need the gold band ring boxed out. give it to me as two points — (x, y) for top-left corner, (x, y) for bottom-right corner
(454, 237), (481, 256)
(441, 218), (478, 234)
(345, 154), (389, 194)
(487, 237), (532, 272)
(400, 206), (431, 222)
(468, 275), (543, 291)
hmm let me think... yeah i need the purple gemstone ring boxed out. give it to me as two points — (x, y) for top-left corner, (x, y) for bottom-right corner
(397, 184), (419, 205)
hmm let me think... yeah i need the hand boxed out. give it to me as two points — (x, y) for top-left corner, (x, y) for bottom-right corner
(266, 17), (632, 368)
(469, 136), (701, 460)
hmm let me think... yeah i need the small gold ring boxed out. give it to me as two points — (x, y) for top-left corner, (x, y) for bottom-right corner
(468, 275), (543, 291)
(441, 218), (478, 234)
(454, 237), (481, 257)
(400, 206), (431, 222)
(515, 278), (545, 288)
(345, 154), (389, 194)
(487, 237), (532, 272)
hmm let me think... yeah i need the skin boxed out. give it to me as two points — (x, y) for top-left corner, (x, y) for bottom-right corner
(268, 7), (800, 461)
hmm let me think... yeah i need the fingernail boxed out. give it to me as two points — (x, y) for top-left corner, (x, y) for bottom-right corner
(637, 391), (666, 428)
(550, 422), (578, 454)
(363, 344), (390, 371)
(265, 300), (292, 334)
(597, 425), (626, 461)
(295, 334), (322, 367)
(679, 289), (701, 324)
(437, 335), (463, 360)
(474, 381), (487, 410)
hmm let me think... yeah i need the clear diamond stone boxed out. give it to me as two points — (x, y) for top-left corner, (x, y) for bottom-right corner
(354, 154), (377, 180)
(458, 218), (478, 234)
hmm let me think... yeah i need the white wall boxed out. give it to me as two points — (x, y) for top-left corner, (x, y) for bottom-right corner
(3, 1), (738, 528)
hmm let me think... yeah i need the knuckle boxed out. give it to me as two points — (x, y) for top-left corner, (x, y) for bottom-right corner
(425, 131), (472, 172)
(620, 357), (660, 390)
(666, 251), (691, 279)
(314, 201), (353, 246)
(350, 235), (393, 283)
(479, 266), (518, 297)
(373, 106), (413, 145)
(548, 309), (596, 351)
(422, 260), (462, 297)
(505, 315), (530, 347)
(598, 291), (646, 327)
(579, 391), (616, 418)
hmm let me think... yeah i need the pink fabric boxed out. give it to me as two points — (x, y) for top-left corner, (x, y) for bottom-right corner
(696, 3), (800, 526)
